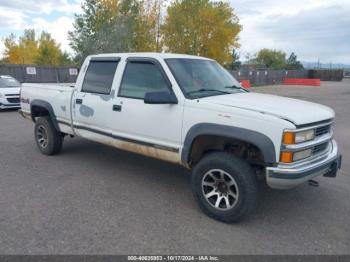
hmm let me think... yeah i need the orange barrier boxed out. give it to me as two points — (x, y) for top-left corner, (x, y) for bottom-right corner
(283, 78), (321, 86)
(240, 80), (251, 88)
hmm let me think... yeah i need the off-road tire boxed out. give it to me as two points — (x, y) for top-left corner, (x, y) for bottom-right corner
(192, 152), (259, 223)
(34, 117), (63, 155)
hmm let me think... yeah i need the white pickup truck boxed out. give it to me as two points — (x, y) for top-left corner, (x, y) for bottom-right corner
(19, 53), (342, 222)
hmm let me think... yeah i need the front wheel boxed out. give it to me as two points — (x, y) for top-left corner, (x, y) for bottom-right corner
(191, 152), (259, 223)
(34, 117), (63, 155)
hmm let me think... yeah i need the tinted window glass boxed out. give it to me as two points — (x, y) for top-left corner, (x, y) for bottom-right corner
(119, 62), (170, 99)
(81, 61), (118, 94)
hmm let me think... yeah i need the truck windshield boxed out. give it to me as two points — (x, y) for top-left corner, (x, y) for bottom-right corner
(166, 58), (244, 99)
(0, 76), (21, 88)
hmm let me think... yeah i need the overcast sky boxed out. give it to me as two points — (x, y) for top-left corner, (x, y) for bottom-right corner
(0, 0), (349, 63)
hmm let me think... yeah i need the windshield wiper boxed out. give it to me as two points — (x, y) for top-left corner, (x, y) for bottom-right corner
(187, 88), (231, 96)
(225, 85), (243, 90)
(224, 85), (248, 92)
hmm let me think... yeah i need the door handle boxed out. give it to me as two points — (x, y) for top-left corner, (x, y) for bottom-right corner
(113, 105), (122, 112)
(76, 98), (83, 104)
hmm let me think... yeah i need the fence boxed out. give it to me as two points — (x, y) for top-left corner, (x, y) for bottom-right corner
(229, 69), (344, 86)
(229, 70), (308, 86)
(0, 64), (344, 86)
(344, 70), (350, 78)
(308, 69), (344, 81)
(0, 64), (79, 83)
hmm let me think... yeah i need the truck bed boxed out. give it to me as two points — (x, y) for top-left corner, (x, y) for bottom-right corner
(20, 83), (75, 135)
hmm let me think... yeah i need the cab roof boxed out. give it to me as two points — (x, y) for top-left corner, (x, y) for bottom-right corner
(88, 52), (213, 61)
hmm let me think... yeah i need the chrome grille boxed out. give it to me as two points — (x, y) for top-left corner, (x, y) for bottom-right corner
(315, 125), (331, 137)
(313, 142), (329, 155)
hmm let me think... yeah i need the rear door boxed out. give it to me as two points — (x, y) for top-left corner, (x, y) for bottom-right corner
(72, 57), (120, 140)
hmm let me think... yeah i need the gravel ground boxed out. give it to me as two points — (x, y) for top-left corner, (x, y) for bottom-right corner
(0, 80), (349, 255)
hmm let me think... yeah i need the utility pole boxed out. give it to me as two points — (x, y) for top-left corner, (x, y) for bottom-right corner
(156, 0), (162, 52)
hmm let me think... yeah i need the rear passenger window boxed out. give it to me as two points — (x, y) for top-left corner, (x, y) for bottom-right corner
(81, 60), (118, 94)
(119, 62), (171, 99)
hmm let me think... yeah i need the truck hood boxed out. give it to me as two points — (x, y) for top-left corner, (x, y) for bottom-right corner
(200, 92), (334, 126)
(0, 87), (20, 95)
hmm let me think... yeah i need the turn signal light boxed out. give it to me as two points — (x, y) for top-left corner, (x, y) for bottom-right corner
(283, 132), (295, 144)
(280, 152), (293, 163)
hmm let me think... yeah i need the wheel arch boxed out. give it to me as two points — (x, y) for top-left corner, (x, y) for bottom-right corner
(30, 99), (60, 132)
(181, 123), (276, 166)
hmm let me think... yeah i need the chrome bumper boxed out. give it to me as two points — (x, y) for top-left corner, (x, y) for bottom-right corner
(266, 139), (341, 189)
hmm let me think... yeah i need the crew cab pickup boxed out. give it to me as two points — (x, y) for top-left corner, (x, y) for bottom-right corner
(19, 53), (342, 222)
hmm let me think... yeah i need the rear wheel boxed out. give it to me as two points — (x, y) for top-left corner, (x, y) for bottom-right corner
(34, 117), (63, 155)
(191, 152), (259, 223)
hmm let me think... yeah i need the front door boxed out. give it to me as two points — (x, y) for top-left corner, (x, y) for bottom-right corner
(110, 58), (183, 155)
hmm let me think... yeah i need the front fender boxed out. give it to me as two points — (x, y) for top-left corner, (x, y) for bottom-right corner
(181, 123), (276, 166)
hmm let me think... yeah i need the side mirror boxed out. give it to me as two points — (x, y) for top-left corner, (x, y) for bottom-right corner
(144, 91), (178, 104)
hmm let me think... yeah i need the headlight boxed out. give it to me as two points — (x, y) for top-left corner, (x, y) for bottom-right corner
(295, 130), (315, 143)
(281, 129), (316, 163)
(283, 129), (315, 144)
(280, 149), (313, 163)
(293, 149), (313, 161)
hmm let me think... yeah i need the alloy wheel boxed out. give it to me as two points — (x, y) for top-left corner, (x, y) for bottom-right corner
(201, 169), (239, 210)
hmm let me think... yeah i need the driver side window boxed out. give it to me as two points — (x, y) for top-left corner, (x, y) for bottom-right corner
(119, 62), (171, 99)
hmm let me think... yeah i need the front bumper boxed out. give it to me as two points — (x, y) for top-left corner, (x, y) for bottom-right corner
(266, 139), (341, 189)
(0, 102), (20, 109)
(0, 96), (20, 109)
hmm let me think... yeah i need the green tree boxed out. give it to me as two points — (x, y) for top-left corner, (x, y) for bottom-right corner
(59, 52), (74, 66)
(35, 32), (63, 66)
(161, 0), (241, 64)
(230, 49), (241, 70)
(286, 52), (304, 70)
(69, 0), (158, 64)
(255, 48), (286, 69)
